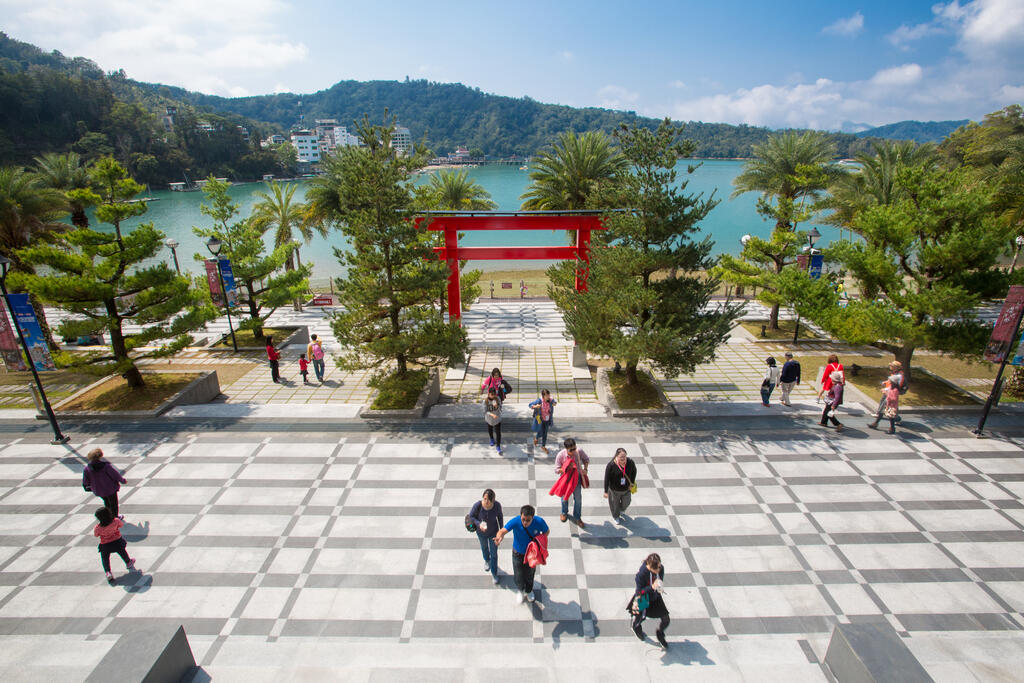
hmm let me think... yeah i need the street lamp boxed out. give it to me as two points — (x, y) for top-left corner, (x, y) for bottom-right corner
(0, 256), (69, 444)
(164, 238), (180, 274)
(737, 234), (752, 298)
(1011, 234), (1024, 273)
(206, 237), (238, 352)
(792, 228), (822, 344)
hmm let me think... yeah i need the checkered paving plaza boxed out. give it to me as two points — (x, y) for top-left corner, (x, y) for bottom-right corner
(0, 416), (1023, 681)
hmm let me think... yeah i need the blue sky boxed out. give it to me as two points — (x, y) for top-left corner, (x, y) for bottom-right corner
(2, 0), (1021, 129)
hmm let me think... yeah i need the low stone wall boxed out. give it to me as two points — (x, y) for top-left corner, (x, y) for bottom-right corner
(204, 325), (308, 351)
(360, 369), (440, 419)
(596, 366), (675, 417)
(52, 370), (221, 419)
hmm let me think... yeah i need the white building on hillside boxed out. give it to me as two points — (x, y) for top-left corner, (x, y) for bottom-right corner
(290, 130), (320, 163)
(392, 125), (412, 155)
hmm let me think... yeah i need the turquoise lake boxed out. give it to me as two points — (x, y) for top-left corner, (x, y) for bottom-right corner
(112, 159), (835, 284)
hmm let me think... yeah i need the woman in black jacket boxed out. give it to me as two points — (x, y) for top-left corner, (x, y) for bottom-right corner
(603, 448), (637, 523)
(630, 553), (669, 648)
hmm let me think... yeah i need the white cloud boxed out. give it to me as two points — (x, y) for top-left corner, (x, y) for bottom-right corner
(869, 63), (923, 86)
(560, 50), (574, 61)
(999, 84), (1024, 100)
(0, 0), (308, 95)
(822, 11), (864, 37)
(669, 80), (686, 89)
(598, 85), (639, 110)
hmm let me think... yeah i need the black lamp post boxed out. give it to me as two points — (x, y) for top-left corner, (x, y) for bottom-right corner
(0, 256), (69, 444)
(164, 237), (181, 274)
(737, 234), (751, 298)
(792, 227), (821, 344)
(206, 237), (238, 352)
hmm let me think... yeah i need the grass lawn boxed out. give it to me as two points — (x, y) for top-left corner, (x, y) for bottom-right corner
(739, 320), (821, 341)
(370, 369), (429, 410)
(211, 326), (296, 348)
(0, 369), (100, 408)
(479, 269), (551, 299)
(59, 373), (201, 411)
(608, 370), (664, 409)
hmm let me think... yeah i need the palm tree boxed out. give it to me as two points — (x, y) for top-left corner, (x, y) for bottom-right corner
(520, 130), (626, 213)
(425, 169), (497, 210)
(821, 140), (938, 232)
(33, 152), (93, 228)
(0, 166), (69, 348)
(250, 180), (325, 310)
(732, 130), (841, 230)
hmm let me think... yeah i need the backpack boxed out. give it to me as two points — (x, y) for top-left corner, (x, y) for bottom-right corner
(499, 378), (513, 399)
(311, 343), (324, 360)
(898, 374), (909, 395)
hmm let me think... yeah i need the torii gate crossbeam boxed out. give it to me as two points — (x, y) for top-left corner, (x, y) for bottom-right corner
(414, 212), (606, 322)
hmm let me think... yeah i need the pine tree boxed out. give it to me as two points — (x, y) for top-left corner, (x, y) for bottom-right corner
(548, 119), (741, 386)
(191, 178), (311, 339)
(13, 158), (216, 387)
(326, 116), (468, 380)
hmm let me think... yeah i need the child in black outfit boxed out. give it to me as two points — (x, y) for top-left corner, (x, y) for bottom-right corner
(94, 506), (135, 585)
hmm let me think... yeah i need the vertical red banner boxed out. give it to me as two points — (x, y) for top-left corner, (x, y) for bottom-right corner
(205, 259), (224, 307)
(0, 302), (26, 371)
(984, 285), (1024, 363)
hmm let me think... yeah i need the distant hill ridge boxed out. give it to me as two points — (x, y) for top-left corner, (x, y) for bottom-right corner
(855, 119), (970, 144)
(0, 30), (970, 165)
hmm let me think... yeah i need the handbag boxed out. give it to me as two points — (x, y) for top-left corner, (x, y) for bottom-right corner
(464, 514), (476, 533)
(618, 461), (638, 494)
(523, 522), (548, 568)
(629, 591), (650, 615)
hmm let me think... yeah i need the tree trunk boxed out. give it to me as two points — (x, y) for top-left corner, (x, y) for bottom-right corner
(769, 303), (781, 330)
(246, 283), (262, 338)
(894, 345), (915, 382)
(625, 361), (640, 386)
(105, 299), (144, 389)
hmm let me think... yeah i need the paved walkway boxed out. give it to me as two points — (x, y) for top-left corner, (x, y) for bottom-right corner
(0, 414), (1021, 680)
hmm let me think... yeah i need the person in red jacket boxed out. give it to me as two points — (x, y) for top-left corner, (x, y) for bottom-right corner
(266, 336), (282, 383)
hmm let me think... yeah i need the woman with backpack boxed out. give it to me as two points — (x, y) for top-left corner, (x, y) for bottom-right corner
(480, 367), (512, 402)
(467, 489), (503, 584)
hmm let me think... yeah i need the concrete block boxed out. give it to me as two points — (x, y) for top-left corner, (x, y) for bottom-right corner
(86, 624), (196, 683)
(824, 623), (933, 683)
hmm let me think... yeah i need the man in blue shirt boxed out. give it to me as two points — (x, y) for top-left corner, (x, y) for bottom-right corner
(494, 504), (549, 604)
(779, 352), (801, 407)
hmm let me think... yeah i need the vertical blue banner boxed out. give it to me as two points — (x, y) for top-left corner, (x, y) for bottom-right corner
(809, 253), (824, 280)
(218, 259), (238, 308)
(8, 294), (55, 371)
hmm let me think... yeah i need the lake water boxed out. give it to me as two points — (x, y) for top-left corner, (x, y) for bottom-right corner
(105, 159), (835, 283)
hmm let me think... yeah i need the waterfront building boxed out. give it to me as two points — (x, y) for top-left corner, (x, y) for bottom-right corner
(392, 125), (412, 155)
(290, 130), (321, 163)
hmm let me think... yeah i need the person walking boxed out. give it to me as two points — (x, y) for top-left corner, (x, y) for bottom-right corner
(298, 354), (310, 384)
(868, 361), (904, 430)
(266, 336), (282, 383)
(93, 506), (136, 585)
(869, 367), (903, 434)
(760, 356), (780, 406)
(604, 447), (637, 523)
(551, 438), (590, 528)
(528, 390), (557, 453)
(468, 489), (504, 584)
(481, 367), (512, 402)
(307, 334), (326, 383)
(819, 370), (845, 431)
(629, 553), (670, 649)
(779, 352), (801, 406)
(484, 388), (503, 454)
(82, 448), (127, 519)
(817, 354), (844, 401)
(494, 504), (549, 604)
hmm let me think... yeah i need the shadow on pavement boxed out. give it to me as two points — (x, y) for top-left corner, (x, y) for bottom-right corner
(122, 519), (150, 542)
(661, 638), (716, 666)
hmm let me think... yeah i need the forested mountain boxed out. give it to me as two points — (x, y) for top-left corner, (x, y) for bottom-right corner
(150, 78), (879, 159)
(855, 119), (970, 144)
(2, 31), (909, 184)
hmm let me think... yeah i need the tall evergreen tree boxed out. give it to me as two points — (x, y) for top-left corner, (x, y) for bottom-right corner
(13, 158), (216, 387)
(326, 116), (467, 380)
(548, 119), (741, 386)
(192, 178), (311, 338)
(818, 165), (1008, 376)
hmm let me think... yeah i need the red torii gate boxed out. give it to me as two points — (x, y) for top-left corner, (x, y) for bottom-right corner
(413, 211), (606, 322)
